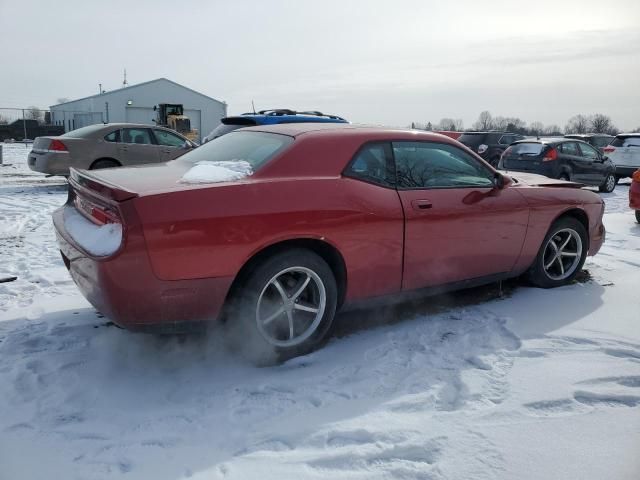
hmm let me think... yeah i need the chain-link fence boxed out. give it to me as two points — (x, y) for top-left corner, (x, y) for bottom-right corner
(0, 107), (104, 141)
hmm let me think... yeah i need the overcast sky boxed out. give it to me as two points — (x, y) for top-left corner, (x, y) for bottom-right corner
(1, 0), (639, 130)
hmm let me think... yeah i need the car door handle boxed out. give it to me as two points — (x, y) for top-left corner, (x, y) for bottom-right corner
(411, 199), (433, 210)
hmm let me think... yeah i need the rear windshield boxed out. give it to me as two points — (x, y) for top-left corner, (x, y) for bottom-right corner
(61, 124), (106, 138)
(179, 131), (293, 171)
(592, 136), (613, 148)
(508, 143), (544, 155)
(457, 133), (486, 147)
(611, 136), (640, 147)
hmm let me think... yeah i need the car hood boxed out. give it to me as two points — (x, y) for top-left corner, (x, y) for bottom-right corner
(504, 171), (583, 188)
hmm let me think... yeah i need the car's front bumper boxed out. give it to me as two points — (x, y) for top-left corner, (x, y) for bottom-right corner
(53, 206), (234, 332)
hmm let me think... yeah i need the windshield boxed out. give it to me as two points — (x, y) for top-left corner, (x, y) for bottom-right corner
(179, 131), (293, 171)
(203, 123), (246, 143)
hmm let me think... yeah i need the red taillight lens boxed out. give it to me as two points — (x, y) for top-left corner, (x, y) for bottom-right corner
(74, 196), (120, 225)
(603, 146), (615, 153)
(632, 170), (640, 183)
(49, 139), (68, 151)
(543, 147), (558, 162)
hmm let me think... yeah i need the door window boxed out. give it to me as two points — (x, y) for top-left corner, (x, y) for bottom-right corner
(393, 142), (495, 189)
(154, 129), (187, 147)
(343, 143), (395, 187)
(578, 143), (599, 160)
(122, 128), (153, 145)
(560, 142), (579, 156)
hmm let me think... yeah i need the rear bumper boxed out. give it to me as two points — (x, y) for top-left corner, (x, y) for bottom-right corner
(28, 152), (71, 175)
(53, 206), (234, 331)
(630, 181), (640, 210)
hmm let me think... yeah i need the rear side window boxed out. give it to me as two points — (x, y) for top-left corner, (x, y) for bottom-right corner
(509, 143), (544, 155)
(344, 143), (395, 188)
(104, 130), (120, 143)
(560, 142), (579, 155)
(179, 131), (293, 172)
(592, 136), (612, 148)
(393, 142), (494, 189)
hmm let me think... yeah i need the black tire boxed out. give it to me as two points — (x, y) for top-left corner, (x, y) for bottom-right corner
(527, 217), (588, 288)
(226, 249), (338, 363)
(598, 173), (616, 193)
(636, 210), (640, 224)
(90, 159), (120, 170)
(559, 173), (570, 181)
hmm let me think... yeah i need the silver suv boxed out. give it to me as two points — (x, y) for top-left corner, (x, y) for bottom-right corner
(604, 134), (640, 180)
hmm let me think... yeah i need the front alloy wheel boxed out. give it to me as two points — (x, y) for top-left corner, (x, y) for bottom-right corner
(528, 217), (588, 288)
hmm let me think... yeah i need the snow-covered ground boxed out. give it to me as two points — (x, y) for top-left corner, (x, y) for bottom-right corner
(0, 143), (638, 479)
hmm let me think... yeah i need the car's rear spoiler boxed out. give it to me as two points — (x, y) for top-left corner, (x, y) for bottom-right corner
(69, 168), (138, 203)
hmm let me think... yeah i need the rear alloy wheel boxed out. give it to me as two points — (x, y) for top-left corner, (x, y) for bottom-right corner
(528, 217), (587, 288)
(599, 173), (616, 193)
(230, 249), (337, 362)
(90, 159), (120, 170)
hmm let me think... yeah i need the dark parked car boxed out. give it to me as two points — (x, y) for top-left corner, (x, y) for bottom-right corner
(500, 138), (617, 192)
(564, 134), (613, 152)
(54, 124), (605, 360)
(202, 109), (348, 143)
(457, 131), (525, 167)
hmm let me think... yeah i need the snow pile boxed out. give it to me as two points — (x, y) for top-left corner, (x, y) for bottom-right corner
(179, 160), (253, 184)
(63, 207), (122, 257)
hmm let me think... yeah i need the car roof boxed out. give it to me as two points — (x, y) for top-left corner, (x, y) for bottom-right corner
(237, 123), (460, 141)
(615, 133), (640, 138)
(564, 133), (612, 138)
(513, 137), (573, 145)
(459, 131), (520, 135)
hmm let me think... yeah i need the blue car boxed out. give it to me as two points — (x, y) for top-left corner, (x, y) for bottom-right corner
(202, 109), (348, 143)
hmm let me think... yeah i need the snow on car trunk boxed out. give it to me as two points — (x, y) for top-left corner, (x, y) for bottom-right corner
(62, 206), (122, 256)
(178, 160), (253, 184)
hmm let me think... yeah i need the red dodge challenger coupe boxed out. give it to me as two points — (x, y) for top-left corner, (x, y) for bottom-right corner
(53, 124), (605, 358)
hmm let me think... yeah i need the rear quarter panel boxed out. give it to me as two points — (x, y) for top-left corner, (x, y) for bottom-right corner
(133, 177), (405, 300)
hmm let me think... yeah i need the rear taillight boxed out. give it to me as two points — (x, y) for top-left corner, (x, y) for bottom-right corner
(49, 139), (68, 152)
(603, 146), (615, 153)
(632, 170), (640, 183)
(477, 144), (488, 154)
(74, 195), (120, 225)
(542, 147), (558, 162)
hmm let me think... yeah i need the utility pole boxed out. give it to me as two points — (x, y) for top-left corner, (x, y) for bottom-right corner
(105, 102), (109, 123)
(22, 109), (27, 142)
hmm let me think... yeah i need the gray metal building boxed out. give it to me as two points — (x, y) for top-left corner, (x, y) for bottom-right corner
(49, 78), (227, 143)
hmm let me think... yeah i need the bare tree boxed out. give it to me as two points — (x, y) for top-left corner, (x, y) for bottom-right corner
(473, 111), (493, 130)
(565, 114), (589, 134)
(436, 118), (463, 131)
(529, 121), (544, 135)
(492, 116), (508, 130)
(590, 113), (617, 134)
(425, 121), (433, 131)
(24, 106), (44, 123)
(56, 97), (70, 104)
(543, 124), (562, 135)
